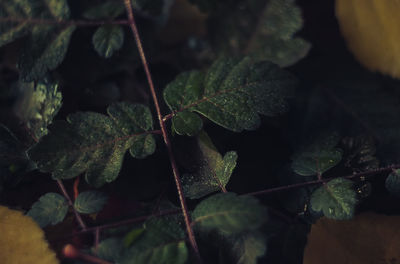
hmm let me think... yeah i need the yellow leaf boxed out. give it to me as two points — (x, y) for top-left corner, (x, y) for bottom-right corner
(304, 212), (400, 264)
(336, 0), (400, 78)
(0, 205), (59, 264)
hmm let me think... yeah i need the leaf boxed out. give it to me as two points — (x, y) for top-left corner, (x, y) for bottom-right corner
(182, 130), (238, 199)
(310, 178), (357, 220)
(92, 237), (124, 262)
(18, 24), (76, 81)
(83, 1), (125, 19)
(192, 192), (268, 235)
(27, 192), (69, 228)
(124, 228), (145, 247)
(92, 25), (124, 58)
(164, 57), (296, 136)
(118, 217), (188, 264)
(336, 0), (400, 78)
(292, 134), (342, 176)
(225, 232), (267, 264)
(14, 80), (62, 140)
(28, 102), (156, 187)
(131, 0), (174, 20)
(74, 191), (108, 214)
(209, 0), (310, 67)
(0, 0), (76, 81)
(304, 212), (400, 264)
(0, 205), (59, 264)
(385, 169), (400, 196)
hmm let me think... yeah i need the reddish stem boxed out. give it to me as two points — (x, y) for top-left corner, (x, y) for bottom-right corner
(123, 0), (200, 258)
(56, 180), (87, 230)
(73, 176), (80, 200)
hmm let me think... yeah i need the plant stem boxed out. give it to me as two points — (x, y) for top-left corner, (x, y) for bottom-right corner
(122, 0), (200, 258)
(73, 208), (180, 235)
(245, 164), (400, 197)
(56, 180), (87, 230)
(0, 17), (131, 26)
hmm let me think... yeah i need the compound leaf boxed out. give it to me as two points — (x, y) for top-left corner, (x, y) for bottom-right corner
(164, 57), (296, 135)
(74, 191), (108, 214)
(14, 80), (62, 140)
(192, 192), (268, 235)
(292, 134), (342, 176)
(209, 0), (310, 67)
(28, 102), (156, 187)
(385, 169), (400, 196)
(118, 217), (188, 264)
(27, 192), (68, 228)
(92, 25), (124, 58)
(182, 130), (238, 199)
(310, 178), (357, 220)
(0, 0), (76, 81)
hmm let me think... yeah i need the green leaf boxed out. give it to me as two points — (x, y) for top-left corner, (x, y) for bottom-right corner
(14, 80), (62, 140)
(182, 130), (238, 199)
(18, 24), (76, 81)
(310, 178), (357, 220)
(28, 102), (156, 187)
(0, 0), (76, 81)
(385, 169), (400, 196)
(164, 57), (296, 135)
(27, 192), (68, 228)
(92, 25), (124, 59)
(83, 1), (125, 19)
(209, 0), (310, 67)
(0, 0), (31, 46)
(119, 217), (188, 264)
(223, 232), (267, 264)
(74, 191), (108, 214)
(92, 237), (124, 262)
(292, 134), (342, 176)
(124, 228), (145, 247)
(192, 192), (268, 235)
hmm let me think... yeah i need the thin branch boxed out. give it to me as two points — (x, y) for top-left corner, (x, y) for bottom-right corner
(56, 180), (87, 230)
(0, 17), (131, 26)
(123, 0), (200, 258)
(244, 164), (400, 197)
(72, 209), (180, 236)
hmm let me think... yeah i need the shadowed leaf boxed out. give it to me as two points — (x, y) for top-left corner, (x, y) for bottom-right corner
(182, 130), (237, 199)
(27, 192), (68, 228)
(28, 102), (156, 187)
(192, 192), (268, 234)
(74, 191), (108, 214)
(119, 217), (188, 264)
(310, 178), (357, 220)
(92, 25), (124, 58)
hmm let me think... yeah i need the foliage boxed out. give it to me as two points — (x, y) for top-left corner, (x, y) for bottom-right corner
(182, 130), (238, 199)
(310, 178), (357, 220)
(0, 0), (399, 263)
(74, 190), (108, 214)
(27, 192), (69, 227)
(28, 102), (156, 187)
(164, 56), (296, 135)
